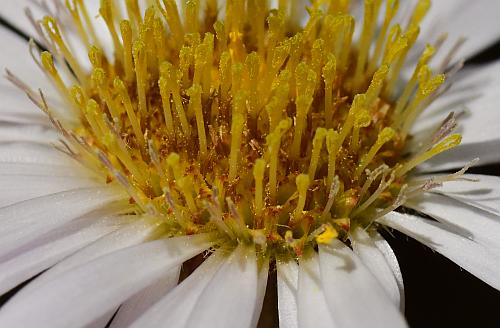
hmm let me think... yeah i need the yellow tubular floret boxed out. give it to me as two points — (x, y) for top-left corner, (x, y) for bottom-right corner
(326, 129), (341, 188)
(188, 84), (207, 158)
(356, 127), (396, 177)
(309, 128), (328, 181)
(323, 55), (337, 127)
(228, 91), (247, 181)
(30, 0), (461, 257)
(291, 174), (310, 225)
(267, 118), (291, 205)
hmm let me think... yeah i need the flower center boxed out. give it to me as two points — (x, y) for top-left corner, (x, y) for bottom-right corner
(28, 0), (461, 259)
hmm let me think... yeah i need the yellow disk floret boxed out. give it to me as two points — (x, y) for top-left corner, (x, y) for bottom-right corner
(27, 0), (461, 259)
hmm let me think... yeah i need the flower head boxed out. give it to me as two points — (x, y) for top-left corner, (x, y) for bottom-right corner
(0, 0), (499, 327)
(10, 0), (458, 257)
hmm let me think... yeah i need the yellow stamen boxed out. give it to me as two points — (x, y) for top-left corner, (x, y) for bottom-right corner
(350, 110), (371, 153)
(367, 0), (399, 74)
(292, 174), (310, 224)
(120, 20), (135, 83)
(393, 44), (435, 116)
(158, 76), (175, 137)
(133, 40), (148, 116)
(308, 128), (327, 181)
(291, 95), (313, 159)
(100, 0), (123, 63)
(91, 68), (122, 120)
(253, 158), (266, 216)
(42, 16), (87, 83)
(316, 224), (339, 244)
(66, 0), (91, 48)
(323, 55), (337, 127)
(40, 52), (72, 106)
(156, 0), (184, 46)
(396, 134), (461, 177)
(356, 127), (396, 177)
(326, 129), (341, 188)
(353, 0), (383, 90)
(228, 91), (247, 181)
(266, 118), (291, 204)
(188, 84), (207, 158)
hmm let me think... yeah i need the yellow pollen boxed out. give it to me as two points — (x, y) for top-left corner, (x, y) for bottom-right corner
(316, 224), (339, 245)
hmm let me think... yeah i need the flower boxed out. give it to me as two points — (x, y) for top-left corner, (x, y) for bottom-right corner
(0, 0), (499, 327)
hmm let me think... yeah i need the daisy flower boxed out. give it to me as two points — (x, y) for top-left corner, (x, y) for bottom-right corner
(0, 0), (499, 327)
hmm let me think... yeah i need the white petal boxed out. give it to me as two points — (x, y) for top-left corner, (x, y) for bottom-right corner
(0, 24), (75, 125)
(0, 234), (213, 328)
(418, 60), (500, 139)
(0, 122), (58, 144)
(277, 260), (299, 328)
(251, 256), (270, 328)
(0, 186), (126, 258)
(420, 0), (500, 66)
(0, 215), (122, 295)
(297, 253), (337, 328)
(407, 193), (500, 251)
(85, 313), (115, 328)
(18, 216), (160, 295)
(0, 85), (47, 125)
(185, 245), (266, 328)
(130, 250), (225, 328)
(0, 162), (90, 177)
(0, 28), (56, 99)
(1, 0), (161, 41)
(414, 60), (500, 170)
(0, 174), (100, 207)
(371, 232), (405, 311)
(318, 240), (408, 328)
(423, 174), (500, 216)
(0, 2), (43, 40)
(378, 211), (500, 290)
(0, 142), (76, 165)
(351, 227), (401, 308)
(109, 267), (181, 328)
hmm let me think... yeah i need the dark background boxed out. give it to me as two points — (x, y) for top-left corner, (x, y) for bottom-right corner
(1, 13), (500, 328)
